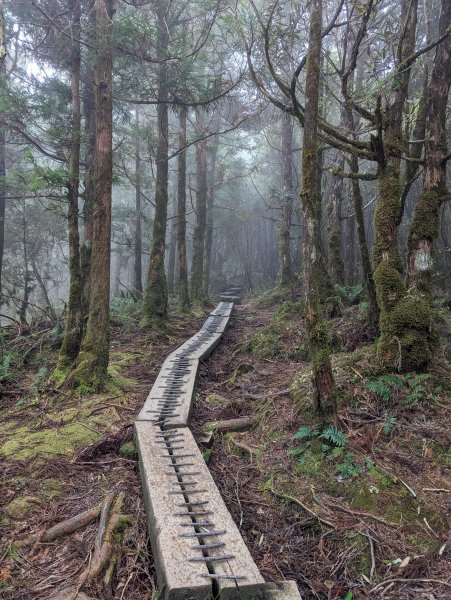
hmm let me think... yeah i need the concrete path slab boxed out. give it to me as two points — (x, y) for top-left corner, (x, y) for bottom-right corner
(135, 421), (213, 599)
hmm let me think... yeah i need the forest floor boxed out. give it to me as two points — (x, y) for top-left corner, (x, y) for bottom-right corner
(0, 292), (450, 599)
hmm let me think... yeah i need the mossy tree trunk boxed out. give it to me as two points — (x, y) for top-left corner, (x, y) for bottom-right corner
(56, 0), (83, 372)
(0, 1), (5, 68)
(73, 0), (114, 391)
(19, 207), (31, 327)
(349, 154), (378, 329)
(406, 0), (450, 364)
(81, 0), (96, 322)
(372, 0), (423, 370)
(339, 15), (378, 325)
(133, 108), (142, 298)
(167, 193), (177, 296)
(0, 61), (5, 305)
(301, 0), (336, 421)
(203, 134), (218, 298)
(279, 112), (293, 286)
(177, 105), (190, 311)
(327, 153), (345, 286)
(190, 108), (207, 302)
(142, 0), (169, 326)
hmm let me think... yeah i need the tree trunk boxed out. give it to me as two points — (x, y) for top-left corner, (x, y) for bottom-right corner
(142, 0), (169, 326)
(81, 0), (96, 321)
(373, 0), (420, 370)
(0, 60), (5, 305)
(19, 207), (31, 327)
(300, 0), (336, 420)
(167, 193), (177, 296)
(133, 108), (142, 298)
(406, 0), (451, 365)
(73, 0), (114, 391)
(203, 134), (218, 297)
(345, 212), (355, 285)
(279, 112), (293, 286)
(56, 0), (83, 373)
(177, 106), (190, 311)
(0, 1), (6, 68)
(327, 153), (345, 286)
(30, 253), (57, 324)
(190, 108), (207, 302)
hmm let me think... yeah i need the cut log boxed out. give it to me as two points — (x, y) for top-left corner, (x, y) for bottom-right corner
(207, 416), (253, 433)
(41, 503), (102, 542)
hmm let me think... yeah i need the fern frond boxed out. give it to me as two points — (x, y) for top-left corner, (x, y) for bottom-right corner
(320, 427), (346, 447)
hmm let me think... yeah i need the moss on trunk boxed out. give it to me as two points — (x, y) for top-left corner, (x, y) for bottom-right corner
(142, 0), (169, 326)
(72, 0), (114, 391)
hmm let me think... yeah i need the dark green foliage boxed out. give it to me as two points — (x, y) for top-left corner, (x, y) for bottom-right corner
(333, 284), (364, 306)
(382, 415), (397, 435)
(319, 426), (346, 447)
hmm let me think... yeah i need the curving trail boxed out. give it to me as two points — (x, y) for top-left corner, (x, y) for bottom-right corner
(134, 294), (301, 599)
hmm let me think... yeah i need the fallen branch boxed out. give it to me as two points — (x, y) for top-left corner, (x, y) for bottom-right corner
(270, 485), (336, 529)
(83, 491), (132, 583)
(41, 502), (103, 543)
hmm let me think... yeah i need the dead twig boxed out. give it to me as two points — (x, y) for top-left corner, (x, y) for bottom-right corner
(371, 578), (451, 594)
(320, 498), (398, 527)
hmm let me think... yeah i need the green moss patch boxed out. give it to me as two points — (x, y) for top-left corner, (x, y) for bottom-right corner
(0, 422), (99, 461)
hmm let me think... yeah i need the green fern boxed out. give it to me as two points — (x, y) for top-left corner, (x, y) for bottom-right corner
(379, 374), (404, 387)
(382, 415), (397, 435)
(365, 380), (393, 401)
(0, 352), (12, 382)
(334, 283), (363, 305)
(293, 426), (316, 441)
(320, 427), (346, 447)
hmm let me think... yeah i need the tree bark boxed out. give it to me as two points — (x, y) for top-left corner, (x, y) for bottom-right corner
(190, 108), (207, 302)
(142, 0), (169, 326)
(167, 193), (177, 296)
(19, 207), (31, 327)
(133, 108), (142, 298)
(73, 0), (114, 391)
(372, 0), (421, 370)
(56, 0), (83, 372)
(300, 0), (336, 420)
(327, 153), (345, 286)
(405, 0), (451, 366)
(203, 134), (218, 297)
(177, 106), (190, 311)
(81, 0), (96, 321)
(279, 112), (293, 286)
(349, 152), (378, 330)
(0, 60), (5, 306)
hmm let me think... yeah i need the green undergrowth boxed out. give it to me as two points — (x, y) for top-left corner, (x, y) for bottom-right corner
(253, 285), (298, 308)
(0, 350), (139, 465)
(278, 423), (446, 554)
(242, 301), (306, 361)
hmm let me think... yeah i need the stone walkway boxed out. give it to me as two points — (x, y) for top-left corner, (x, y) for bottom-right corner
(135, 298), (302, 599)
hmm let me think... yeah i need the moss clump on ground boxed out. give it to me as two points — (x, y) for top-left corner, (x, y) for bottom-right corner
(41, 478), (63, 500)
(4, 497), (40, 519)
(0, 422), (99, 461)
(119, 440), (137, 460)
